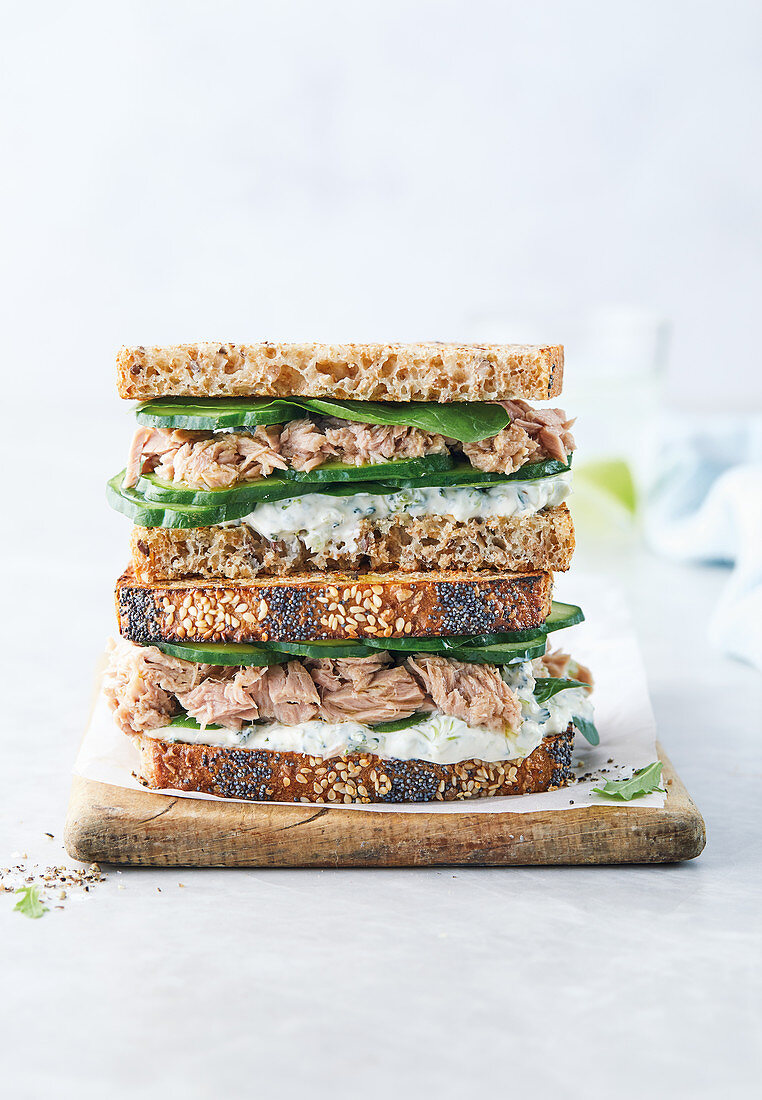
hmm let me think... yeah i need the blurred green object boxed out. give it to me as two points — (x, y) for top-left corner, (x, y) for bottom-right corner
(575, 459), (638, 514)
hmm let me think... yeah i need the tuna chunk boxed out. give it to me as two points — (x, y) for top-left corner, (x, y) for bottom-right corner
(124, 427), (198, 487)
(177, 662), (320, 729)
(461, 422), (532, 474)
(252, 662), (322, 724)
(307, 654), (430, 724)
(322, 419), (447, 466)
(535, 647), (594, 689)
(406, 655), (522, 732)
(280, 418), (337, 472)
(500, 400), (576, 464)
(104, 637), (205, 734)
(124, 426), (287, 490)
(156, 426), (287, 488)
(462, 400), (575, 474)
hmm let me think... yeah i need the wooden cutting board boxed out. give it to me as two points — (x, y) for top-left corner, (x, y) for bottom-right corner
(63, 743), (705, 867)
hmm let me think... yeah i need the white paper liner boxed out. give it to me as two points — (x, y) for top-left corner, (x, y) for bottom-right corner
(74, 573), (665, 813)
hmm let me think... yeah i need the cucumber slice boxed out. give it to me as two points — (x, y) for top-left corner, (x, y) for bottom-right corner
(442, 637), (547, 664)
(107, 471), (256, 528)
(136, 397), (295, 430)
(138, 471), (305, 507)
(263, 639), (375, 658)
(373, 456), (572, 491)
(370, 713), (426, 733)
(156, 633), (544, 666)
(268, 636), (546, 663)
(283, 452), (453, 484)
(155, 640), (288, 666)
(541, 601), (584, 633)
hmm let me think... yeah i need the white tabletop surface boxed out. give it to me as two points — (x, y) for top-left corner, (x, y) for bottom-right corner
(1, 405), (760, 1099)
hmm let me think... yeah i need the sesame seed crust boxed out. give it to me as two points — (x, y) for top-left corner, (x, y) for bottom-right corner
(131, 727), (575, 803)
(115, 567), (554, 644)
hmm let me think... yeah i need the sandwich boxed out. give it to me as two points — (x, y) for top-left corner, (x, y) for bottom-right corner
(104, 340), (597, 803)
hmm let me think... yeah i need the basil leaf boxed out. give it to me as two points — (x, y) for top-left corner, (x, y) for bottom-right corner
(592, 761), (664, 801)
(137, 396), (510, 442)
(533, 676), (586, 705)
(573, 715), (600, 746)
(14, 885), (47, 919)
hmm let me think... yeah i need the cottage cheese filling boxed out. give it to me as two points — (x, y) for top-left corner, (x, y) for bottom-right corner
(233, 473), (571, 555)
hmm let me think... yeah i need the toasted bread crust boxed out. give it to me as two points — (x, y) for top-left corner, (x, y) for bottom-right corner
(117, 341), (564, 402)
(132, 726), (575, 803)
(129, 506), (575, 582)
(116, 568), (554, 645)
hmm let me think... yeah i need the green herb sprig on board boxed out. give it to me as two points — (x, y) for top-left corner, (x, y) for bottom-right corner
(593, 762), (664, 801)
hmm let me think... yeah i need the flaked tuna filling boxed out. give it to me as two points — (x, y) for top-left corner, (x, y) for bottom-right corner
(105, 638), (592, 742)
(104, 638), (529, 736)
(124, 404), (575, 489)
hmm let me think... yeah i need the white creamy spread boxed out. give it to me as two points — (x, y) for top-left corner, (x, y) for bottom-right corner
(233, 473), (571, 555)
(150, 660), (594, 765)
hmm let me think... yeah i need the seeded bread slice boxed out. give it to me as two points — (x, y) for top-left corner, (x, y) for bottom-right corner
(117, 341), (564, 402)
(116, 567), (554, 645)
(129, 506), (575, 583)
(132, 726), (575, 803)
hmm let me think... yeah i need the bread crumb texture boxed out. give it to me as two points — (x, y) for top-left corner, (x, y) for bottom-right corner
(117, 341), (564, 402)
(130, 507), (575, 582)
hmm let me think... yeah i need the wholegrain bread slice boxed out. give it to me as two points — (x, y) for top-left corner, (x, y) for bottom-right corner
(116, 567), (554, 645)
(130, 506), (575, 582)
(117, 341), (564, 402)
(132, 726), (574, 803)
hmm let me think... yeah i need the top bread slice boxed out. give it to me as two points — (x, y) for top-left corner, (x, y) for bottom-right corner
(117, 341), (564, 402)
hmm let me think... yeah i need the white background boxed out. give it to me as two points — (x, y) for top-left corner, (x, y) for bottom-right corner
(1, 3), (760, 1098)
(1, 0), (761, 406)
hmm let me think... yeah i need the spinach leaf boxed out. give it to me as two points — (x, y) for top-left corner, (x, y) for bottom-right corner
(572, 715), (600, 746)
(592, 761), (664, 801)
(533, 676), (587, 705)
(298, 398), (509, 442)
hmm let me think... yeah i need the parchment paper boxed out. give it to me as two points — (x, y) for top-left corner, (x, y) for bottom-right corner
(74, 573), (665, 812)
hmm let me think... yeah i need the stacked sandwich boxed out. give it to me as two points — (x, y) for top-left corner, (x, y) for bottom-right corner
(105, 341), (597, 804)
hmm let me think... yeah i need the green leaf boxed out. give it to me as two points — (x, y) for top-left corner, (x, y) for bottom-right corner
(592, 761), (664, 801)
(298, 399), (509, 442)
(136, 396), (510, 443)
(370, 713), (426, 733)
(167, 713), (223, 731)
(572, 715), (600, 746)
(533, 676), (587, 705)
(14, 885), (47, 919)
